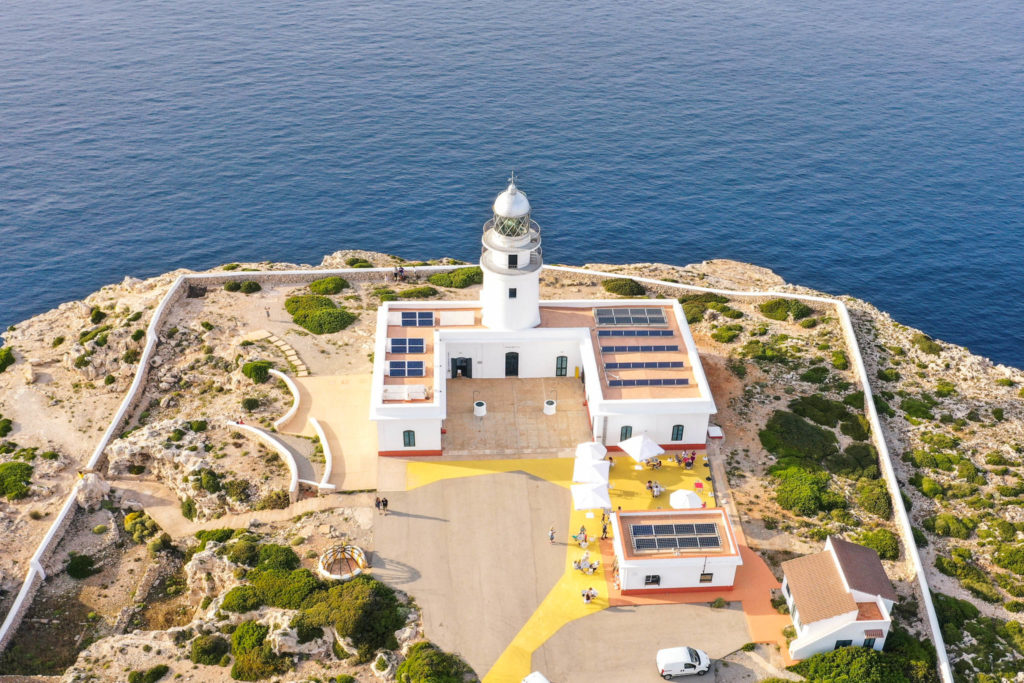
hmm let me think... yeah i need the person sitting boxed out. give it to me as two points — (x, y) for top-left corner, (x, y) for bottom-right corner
(674, 453), (684, 467)
(572, 559), (583, 571)
(587, 560), (601, 574)
(645, 480), (654, 493)
(652, 458), (662, 470)
(685, 457), (694, 469)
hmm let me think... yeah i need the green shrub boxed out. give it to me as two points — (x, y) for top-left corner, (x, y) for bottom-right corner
(221, 585), (263, 613)
(241, 397), (260, 412)
(774, 468), (843, 516)
(0, 461), (32, 499)
(759, 410), (839, 467)
(399, 286), (438, 299)
(799, 317), (818, 328)
(993, 544), (1024, 575)
(789, 644), (910, 683)
(231, 644), (286, 681)
(181, 497), (197, 520)
(920, 432), (958, 450)
(759, 299), (791, 321)
(289, 613), (324, 644)
(66, 553), (101, 579)
(345, 256), (372, 267)
(911, 333), (942, 355)
(739, 336), (795, 363)
(856, 479), (892, 519)
(0, 347), (14, 373)
(123, 348), (141, 364)
(831, 350), (850, 370)
(798, 366), (829, 384)
(231, 620), (269, 655)
(197, 468), (222, 494)
(248, 568), (321, 609)
(301, 576), (404, 663)
(225, 479), (249, 502)
(89, 307), (107, 324)
(191, 634), (230, 665)
(239, 281), (261, 294)
(601, 278), (646, 296)
(840, 413), (871, 441)
(293, 307), (357, 334)
(189, 420), (208, 432)
(127, 665), (169, 683)
(241, 360), (272, 383)
(124, 511), (160, 543)
(52, 336), (65, 347)
(309, 276), (350, 294)
(92, 524), (108, 534)
(711, 324), (743, 343)
(877, 367), (900, 382)
(257, 543), (301, 571)
(254, 490), (289, 510)
(825, 442), (879, 480)
(789, 301), (812, 320)
(396, 641), (471, 683)
(104, 374), (116, 385)
(227, 539), (260, 567)
(858, 528), (899, 560)
(224, 281), (241, 292)
(0, 418), (11, 438)
(913, 475), (943, 498)
(934, 379), (956, 397)
(427, 266), (483, 288)
(901, 398), (934, 420)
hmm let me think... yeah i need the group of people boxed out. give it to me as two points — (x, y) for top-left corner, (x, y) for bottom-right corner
(645, 480), (665, 497)
(572, 550), (601, 574)
(646, 457), (663, 470)
(392, 266), (407, 281)
(373, 496), (389, 515)
(581, 587), (599, 604)
(673, 451), (699, 469)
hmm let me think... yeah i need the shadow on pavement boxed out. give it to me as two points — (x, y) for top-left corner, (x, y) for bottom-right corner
(369, 553), (422, 585)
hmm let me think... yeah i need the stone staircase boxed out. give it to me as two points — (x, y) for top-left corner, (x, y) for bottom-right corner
(248, 329), (309, 376)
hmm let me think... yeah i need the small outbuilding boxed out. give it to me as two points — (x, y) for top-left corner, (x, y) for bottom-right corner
(610, 508), (742, 594)
(781, 536), (898, 660)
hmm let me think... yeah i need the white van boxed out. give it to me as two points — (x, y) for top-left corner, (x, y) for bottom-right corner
(522, 673), (552, 683)
(656, 646), (711, 678)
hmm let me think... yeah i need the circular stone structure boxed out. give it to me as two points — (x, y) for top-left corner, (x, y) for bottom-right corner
(317, 544), (368, 582)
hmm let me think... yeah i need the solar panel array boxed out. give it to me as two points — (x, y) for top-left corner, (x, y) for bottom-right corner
(609, 378), (689, 387)
(388, 361), (425, 377)
(605, 361), (684, 369)
(390, 338), (425, 353)
(601, 345), (679, 353)
(400, 311), (434, 327)
(598, 329), (674, 337)
(595, 308), (667, 326)
(630, 520), (722, 552)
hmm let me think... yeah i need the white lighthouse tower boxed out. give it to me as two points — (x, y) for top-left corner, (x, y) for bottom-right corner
(480, 176), (543, 330)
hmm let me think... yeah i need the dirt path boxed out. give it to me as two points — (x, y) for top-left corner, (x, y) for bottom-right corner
(108, 479), (362, 537)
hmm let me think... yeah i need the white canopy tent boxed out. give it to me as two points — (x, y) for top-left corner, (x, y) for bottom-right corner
(669, 489), (704, 509)
(571, 483), (611, 511)
(572, 457), (610, 484)
(575, 441), (608, 460)
(618, 434), (665, 462)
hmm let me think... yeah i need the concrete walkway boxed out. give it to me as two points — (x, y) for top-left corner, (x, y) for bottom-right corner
(108, 479), (362, 538)
(277, 374), (378, 491)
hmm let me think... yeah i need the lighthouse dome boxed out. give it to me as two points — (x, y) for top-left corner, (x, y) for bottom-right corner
(492, 182), (531, 218)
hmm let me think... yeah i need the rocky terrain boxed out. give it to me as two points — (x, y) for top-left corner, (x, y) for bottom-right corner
(0, 251), (1020, 682)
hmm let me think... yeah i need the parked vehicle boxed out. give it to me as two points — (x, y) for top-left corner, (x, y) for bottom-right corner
(656, 646), (711, 678)
(522, 673), (552, 683)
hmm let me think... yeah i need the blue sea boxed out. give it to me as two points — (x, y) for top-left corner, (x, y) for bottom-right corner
(1, 0), (1022, 367)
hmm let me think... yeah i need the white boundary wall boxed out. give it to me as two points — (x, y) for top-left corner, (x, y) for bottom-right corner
(0, 263), (953, 683)
(543, 265), (952, 683)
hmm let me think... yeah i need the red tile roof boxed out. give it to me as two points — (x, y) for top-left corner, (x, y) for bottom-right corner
(830, 537), (898, 602)
(782, 552), (856, 623)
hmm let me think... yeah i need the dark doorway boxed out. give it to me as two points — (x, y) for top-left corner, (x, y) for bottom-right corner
(555, 355), (568, 377)
(505, 351), (519, 377)
(451, 357), (472, 378)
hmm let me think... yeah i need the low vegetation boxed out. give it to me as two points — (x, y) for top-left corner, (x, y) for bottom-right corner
(759, 298), (813, 321)
(284, 294), (357, 334)
(678, 293), (729, 323)
(601, 278), (645, 296)
(242, 360), (273, 384)
(427, 266), (483, 288)
(0, 461), (32, 499)
(396, 641), (471, 683)
(0, 347), (14, 373)
(308, 276), (350, 295)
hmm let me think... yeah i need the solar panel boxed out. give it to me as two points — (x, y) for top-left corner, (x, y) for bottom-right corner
(653, 524), (675, 535)
(631, 524), (654, 537)
(609, 378), (689, 387)
(656, 537), (678, 549)
(699, 536), (722, 549)
(598, 330), (674, 337)
(600, 345), (679, 353)
(672, 524), (694, 535)
(676, 537), (700, 549)
(595, 308), (669, 327)
(695, 523), (717, 535)
(634, 538), (658, 550)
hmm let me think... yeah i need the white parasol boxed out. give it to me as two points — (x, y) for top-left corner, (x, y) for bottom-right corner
(572, 457), (611, 484)
(618, 434), (665, 462)
(575, 441), (608, 460)
(571, 483), (612, 511)
(669, 489), (704, 509)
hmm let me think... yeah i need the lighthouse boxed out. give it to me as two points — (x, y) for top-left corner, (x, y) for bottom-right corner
(480, 176), (543, 330)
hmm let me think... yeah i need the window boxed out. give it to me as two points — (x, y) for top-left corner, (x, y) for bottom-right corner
(403, 430), (415, 448)
(388, 361), (425, 377)
(782, 580), (790, 597)
(555, 355), (568, 377)
(699, 572), (714, 583)
(834, 640), (853, 650)
(509, 288), (517, 299)
(400, 311), (434, 327)
(508, 254), (518, 269)
(671, 424), (684, 441)
(389, 338), (425, 353)
(863, 638), (876, 649)
(644, 575), (661, 586)
(620, 426), (632, 441)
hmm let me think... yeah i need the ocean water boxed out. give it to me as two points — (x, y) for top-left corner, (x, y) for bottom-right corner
(1, 0), (1022, 367)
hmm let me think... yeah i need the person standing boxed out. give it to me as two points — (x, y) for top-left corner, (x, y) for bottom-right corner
(548, 526), (556, 544)
(381, 497), (389, 515)
(601, 519), (609, 540)
(374, 497), (381, 514)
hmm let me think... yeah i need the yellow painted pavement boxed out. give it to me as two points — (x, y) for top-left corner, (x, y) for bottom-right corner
(401, 452), (714, 682)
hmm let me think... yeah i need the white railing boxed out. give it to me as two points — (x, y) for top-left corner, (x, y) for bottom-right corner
(270, 369), (301, 431)
(543, 264), (952, 683)
(309, 417), (336, 493)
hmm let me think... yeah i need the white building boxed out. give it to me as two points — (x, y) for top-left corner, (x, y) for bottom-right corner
(781, 536), (898, 660)
(369, 179), (716, 456)
(610, 508), (742, 595)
